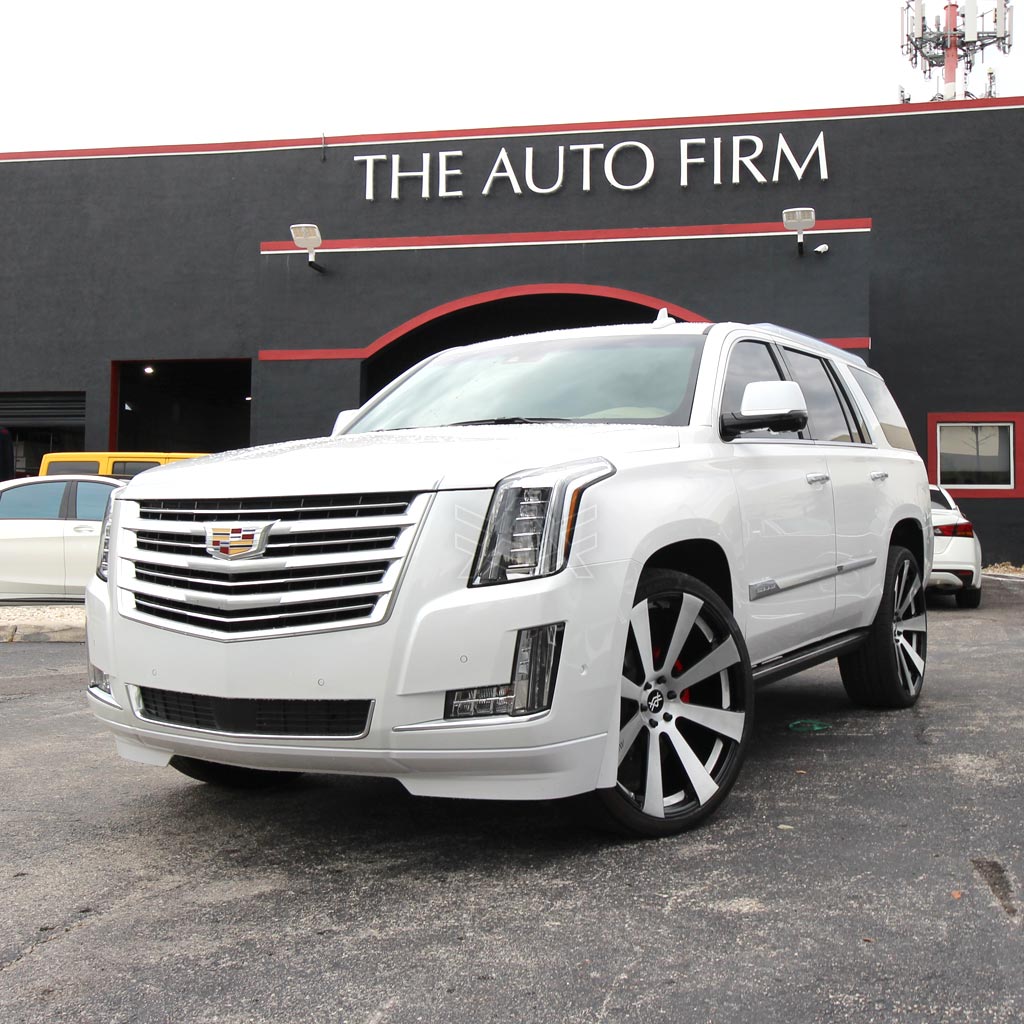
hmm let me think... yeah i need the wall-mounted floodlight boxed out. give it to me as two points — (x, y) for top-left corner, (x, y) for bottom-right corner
(290, 223), (326, 273)
(782, 208), (816, 256)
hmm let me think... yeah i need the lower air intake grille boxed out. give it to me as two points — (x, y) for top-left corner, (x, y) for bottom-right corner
(137, 687), (372, 737)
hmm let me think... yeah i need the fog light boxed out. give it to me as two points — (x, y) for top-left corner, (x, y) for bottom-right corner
(444, 622), (565, 719)
(448, 683), (516, 719)
(88, 664), (112, 695)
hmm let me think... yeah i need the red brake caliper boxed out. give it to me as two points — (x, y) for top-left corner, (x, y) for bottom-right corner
(674, 659), (691, 702)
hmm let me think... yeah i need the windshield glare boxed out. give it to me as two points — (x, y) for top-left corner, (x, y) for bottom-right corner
(347, 334), (705, 433)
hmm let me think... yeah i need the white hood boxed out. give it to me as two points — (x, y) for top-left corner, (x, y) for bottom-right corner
(122, 424), (680, 498)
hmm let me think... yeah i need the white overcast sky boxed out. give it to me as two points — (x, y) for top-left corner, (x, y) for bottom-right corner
(3, 1), (1021, 153)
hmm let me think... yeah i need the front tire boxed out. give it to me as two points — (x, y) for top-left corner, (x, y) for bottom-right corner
(840, 545), (927, 708)
(596, 569), (754, 838)
(169, 755), (302, 789)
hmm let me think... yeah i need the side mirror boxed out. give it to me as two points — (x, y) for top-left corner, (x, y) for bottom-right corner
(331, 409), (358, 436)
(721, 380), (808, 440)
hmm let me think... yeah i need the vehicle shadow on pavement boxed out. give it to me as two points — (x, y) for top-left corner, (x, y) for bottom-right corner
(124, 769), (622, 873)
(113, 667), (878, 869)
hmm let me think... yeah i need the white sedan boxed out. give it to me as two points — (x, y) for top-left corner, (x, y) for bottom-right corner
(928, 485), (983, 609)
(0, 475), (120, 601)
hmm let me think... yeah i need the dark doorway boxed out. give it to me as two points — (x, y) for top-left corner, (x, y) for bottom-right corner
(115, 360), (251, 453)
(0, 391), (87, 475)
(361, 293), (665, 402)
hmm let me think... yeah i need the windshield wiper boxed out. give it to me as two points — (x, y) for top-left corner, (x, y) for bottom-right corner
(443, 417), (572, 426)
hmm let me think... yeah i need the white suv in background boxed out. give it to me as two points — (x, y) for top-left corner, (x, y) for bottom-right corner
(86, 315), (932, 837)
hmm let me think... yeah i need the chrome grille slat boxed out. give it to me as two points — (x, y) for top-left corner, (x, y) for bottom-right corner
(132, 592), (379, 628)
(118, 490), (427, 638)
(129, 577), (389, 610)
(132, 560), (392, 592)
(127, 514), (418, 535)
(137, 492), (415, 523)
(125, 548), (404, 571)
(132, 527), (402, 560)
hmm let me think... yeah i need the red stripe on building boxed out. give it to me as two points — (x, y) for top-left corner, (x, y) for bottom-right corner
(824, 337), (871, 350)
(2, 97), (1022, 162)
(260, 218), (872, 256)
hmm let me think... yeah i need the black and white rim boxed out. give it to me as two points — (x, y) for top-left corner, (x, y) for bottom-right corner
(891, 556), (927, 697)
(618, 589), (748, 819)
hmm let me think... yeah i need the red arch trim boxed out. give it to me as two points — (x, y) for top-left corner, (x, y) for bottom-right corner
(259, 284), (709, 361)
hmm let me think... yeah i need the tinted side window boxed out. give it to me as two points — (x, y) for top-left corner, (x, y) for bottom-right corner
(782, 349), (856, 443)
(112, 461), (159, 478)
(47, 460), (100, 475)
(721, 341), (800, 439)
(75, 482), (117, 521)
(850, 368), (917, 451)
(0, 481), (66, 519)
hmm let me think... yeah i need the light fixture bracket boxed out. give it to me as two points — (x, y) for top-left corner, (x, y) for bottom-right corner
(290, 223), (327, 273)
(782, 208), (816, 256)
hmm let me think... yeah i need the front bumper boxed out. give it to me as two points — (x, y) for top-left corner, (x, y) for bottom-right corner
(86, 490), (635, 801)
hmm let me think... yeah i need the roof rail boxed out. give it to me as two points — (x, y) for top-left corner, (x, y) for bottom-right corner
(754, 323), (867, 367)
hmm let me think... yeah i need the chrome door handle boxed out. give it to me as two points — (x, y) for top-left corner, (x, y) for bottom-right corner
(806, 472), (830, 484)
(73, 526), (96, 534)
(870, 471), (889, 482)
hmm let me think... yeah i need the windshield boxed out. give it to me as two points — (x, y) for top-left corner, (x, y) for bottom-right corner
(348, 333), (705, 433)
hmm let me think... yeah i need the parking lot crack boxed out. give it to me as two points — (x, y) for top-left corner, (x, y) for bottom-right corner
(0, 876), (194, 974)
(595, 957), (641, 1021)
(0, 914), (91, 973)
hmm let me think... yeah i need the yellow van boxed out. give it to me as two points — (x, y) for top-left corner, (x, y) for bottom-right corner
(40, 451), (207, 480)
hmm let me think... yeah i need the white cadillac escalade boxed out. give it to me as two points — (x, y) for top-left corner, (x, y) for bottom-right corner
(86, 316), (932, 837)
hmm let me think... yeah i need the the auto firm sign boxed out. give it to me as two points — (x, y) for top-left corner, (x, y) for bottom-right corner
(352, 130), (828, 200)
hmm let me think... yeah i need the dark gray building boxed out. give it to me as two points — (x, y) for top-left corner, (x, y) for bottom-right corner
(1, 97), (1022, 559)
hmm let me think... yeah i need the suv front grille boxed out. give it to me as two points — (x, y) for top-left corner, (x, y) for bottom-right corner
(116, 490), (430, 639)
(136, 686), (372, 737)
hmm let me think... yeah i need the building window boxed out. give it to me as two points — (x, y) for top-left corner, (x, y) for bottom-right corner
(938, 423), (1013, 487)
(928, 413), (1024, 499)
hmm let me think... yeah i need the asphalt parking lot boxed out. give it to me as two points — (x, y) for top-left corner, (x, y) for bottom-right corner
(1, 583), (1021, 1024)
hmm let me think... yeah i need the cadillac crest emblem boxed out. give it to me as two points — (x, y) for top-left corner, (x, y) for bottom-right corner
(205, 523), (274, 560)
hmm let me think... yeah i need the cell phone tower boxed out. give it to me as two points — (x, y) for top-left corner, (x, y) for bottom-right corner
(902, 1), (1013, 100)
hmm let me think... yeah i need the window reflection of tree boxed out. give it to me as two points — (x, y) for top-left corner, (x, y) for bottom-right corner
(939, 423), (1012, 485)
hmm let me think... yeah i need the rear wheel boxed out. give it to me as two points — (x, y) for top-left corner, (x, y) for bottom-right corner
(596, 569), (754, 837)
(955, 585), (982, 609)
(840, 545), (927, 708)
(169, 755), (302, 789)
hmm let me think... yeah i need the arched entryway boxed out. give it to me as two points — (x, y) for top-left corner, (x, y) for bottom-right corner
(360, 285), (707, 401)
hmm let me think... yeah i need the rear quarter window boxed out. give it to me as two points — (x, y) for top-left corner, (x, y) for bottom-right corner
(850, 368), (917, 452)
